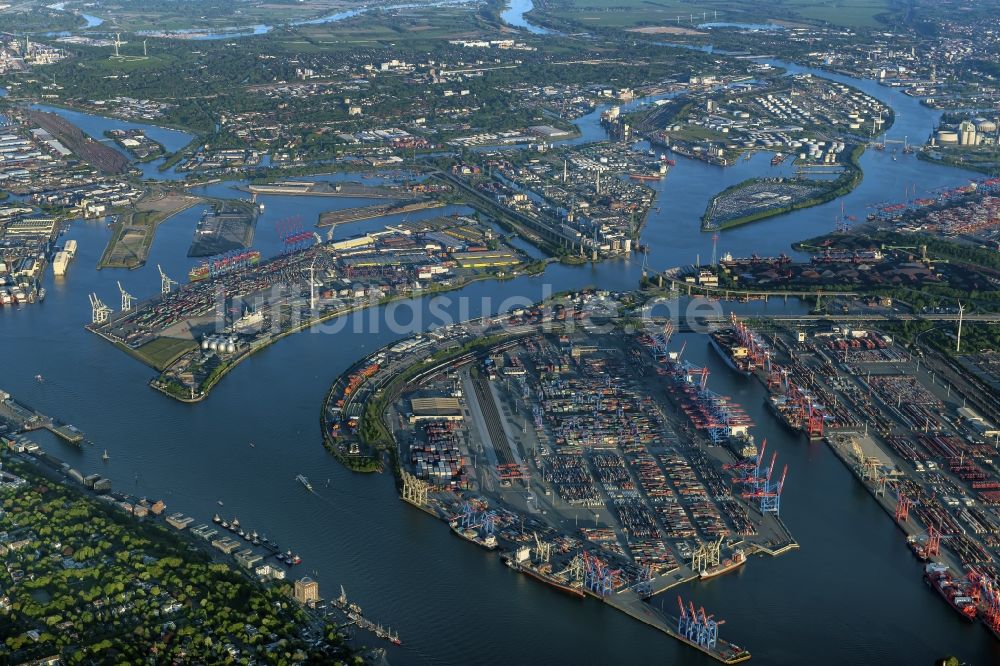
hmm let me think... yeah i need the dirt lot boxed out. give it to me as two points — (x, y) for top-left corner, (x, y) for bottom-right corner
(99, 191), (202, 269)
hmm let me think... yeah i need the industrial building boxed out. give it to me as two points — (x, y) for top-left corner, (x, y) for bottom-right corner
(452, 250), (520, 269)
(409, 397), (463, 422)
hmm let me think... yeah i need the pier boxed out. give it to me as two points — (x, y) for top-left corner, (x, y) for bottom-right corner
(316, 199), (443, 227)
(0, 389), (85, 444)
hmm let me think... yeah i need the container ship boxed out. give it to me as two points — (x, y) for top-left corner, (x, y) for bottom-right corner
(504, 556), (585, 598)
(699, 549), (747, 580)
(449, 520), (498, 550)
(709, 329), (755, 376)
(765, 394), (826, 440)
(766, 395), (803, 433)
(924, 563), (977, 622)
(189, 249), (261, 282)
(728, 433), (758, 460)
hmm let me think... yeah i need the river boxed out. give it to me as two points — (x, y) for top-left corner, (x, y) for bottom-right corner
(136, 0), (478, 40)
(4, 43), (996, 666)
(500, 0), (553, 35)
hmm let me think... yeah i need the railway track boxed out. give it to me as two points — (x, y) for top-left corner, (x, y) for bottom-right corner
(471, 371), (516, 468)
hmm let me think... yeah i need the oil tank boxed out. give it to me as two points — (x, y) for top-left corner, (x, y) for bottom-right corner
(936, 130), (959, 144)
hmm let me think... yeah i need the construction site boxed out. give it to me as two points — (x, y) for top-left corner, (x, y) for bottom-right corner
(332, 310), (800, 662)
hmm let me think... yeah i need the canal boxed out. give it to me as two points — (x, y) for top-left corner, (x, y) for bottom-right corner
(2, 40), (994, 665)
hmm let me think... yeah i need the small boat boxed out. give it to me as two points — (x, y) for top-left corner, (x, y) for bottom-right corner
(217, 500), (224, 506)
(212, 513), (222, 524)
(221, 520), (230, 529)
(336, 585), (348, 608)
(296, 474), (314, 492)
(292, 553), (302, 565)
(35, 374), (44, 383)
(249, 441), (255, 448)
(102, 449), (109, 462)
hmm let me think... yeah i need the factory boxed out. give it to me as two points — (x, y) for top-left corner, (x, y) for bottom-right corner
(935, 116), (998, 147)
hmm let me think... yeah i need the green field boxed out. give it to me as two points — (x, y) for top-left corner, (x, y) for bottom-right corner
(539, 0), (895, 30)
(130, 336), (199, 371)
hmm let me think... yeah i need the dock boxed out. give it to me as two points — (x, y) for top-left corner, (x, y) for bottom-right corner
(0, 389), (85, 444)
(604, 593), (751, 664)
(316, 199), (443, 227)
(244, 181), (402, 199)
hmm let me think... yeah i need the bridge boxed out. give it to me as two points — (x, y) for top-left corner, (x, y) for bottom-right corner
(660, 272), (859, 303)
(643, 313), (1000, 325)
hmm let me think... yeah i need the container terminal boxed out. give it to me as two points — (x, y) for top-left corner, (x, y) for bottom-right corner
(321, 292), (801, 662)
(711, 313), (1000, 637)
(85, 213), (532, 401)
(187, 200), (260, 258)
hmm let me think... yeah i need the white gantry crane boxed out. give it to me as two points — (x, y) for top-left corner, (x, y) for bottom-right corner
(117, 281), (135, 311)
(89, 293), (112, 324)
(158, 264), (177, 295)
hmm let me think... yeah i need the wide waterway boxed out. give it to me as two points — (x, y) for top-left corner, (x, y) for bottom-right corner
(3, 51), (996, 664)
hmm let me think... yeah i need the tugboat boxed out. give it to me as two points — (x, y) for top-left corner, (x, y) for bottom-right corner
(102, 449), (110, 462)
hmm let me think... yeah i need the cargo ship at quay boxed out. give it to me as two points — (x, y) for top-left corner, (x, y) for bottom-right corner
(709, 329), (755, 376)
(502, 554), (586, 599)
(924, 564), (977, 622)
(188, 249), (261, 282)
(699, 549), (747, 581)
